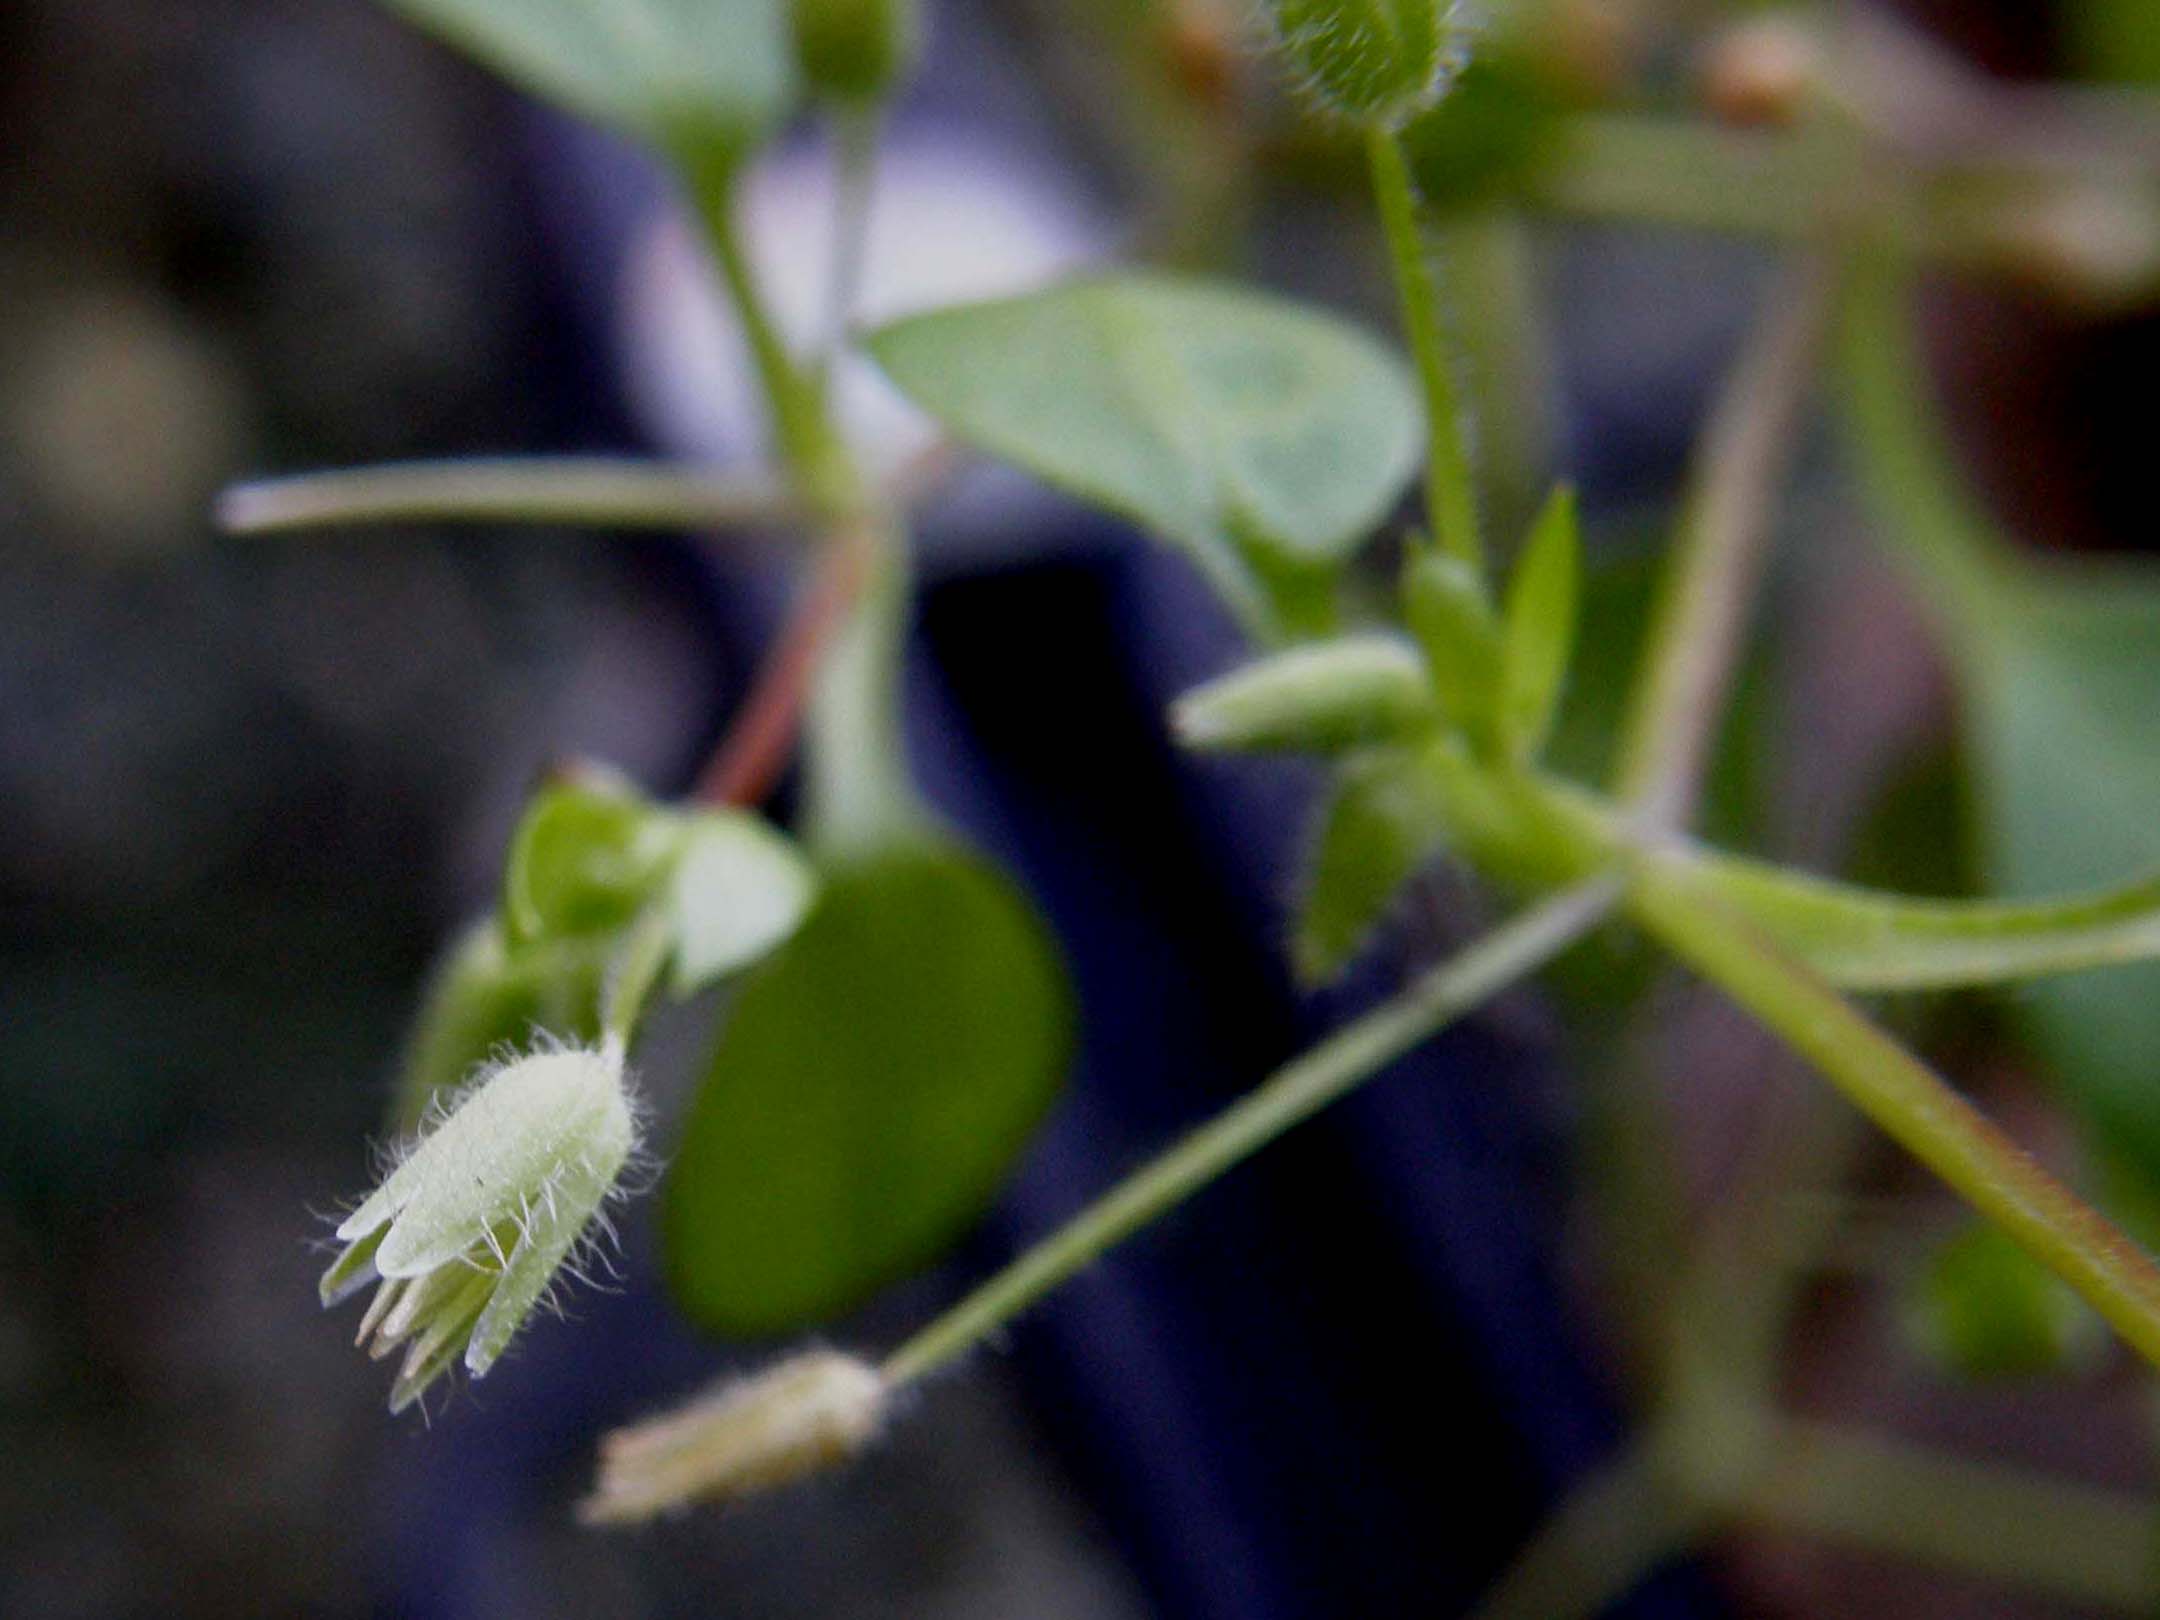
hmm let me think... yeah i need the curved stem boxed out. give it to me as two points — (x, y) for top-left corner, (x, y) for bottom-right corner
(1614, 256), (1837, 827)
(1367, 126), (1483, 577)
(882, 876), (1623, 1386)
(217, 458), (799, 536)
(1631, 866), (2160, 1373)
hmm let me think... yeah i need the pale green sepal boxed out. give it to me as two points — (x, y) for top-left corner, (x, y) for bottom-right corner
(319, 1225), (387, 1308)
(465, 1188), (600, 1378)
(375, 1047), (629, 1278)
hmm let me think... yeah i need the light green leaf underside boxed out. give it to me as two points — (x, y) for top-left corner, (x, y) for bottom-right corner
(381, 0), (794, 160)
(869, 273), (1421, 635)
(666, 811), (818, 994)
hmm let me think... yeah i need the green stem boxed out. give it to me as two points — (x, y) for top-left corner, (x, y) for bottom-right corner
(882, 876), (1622, 1386)
(800, 512), (925, 854)
(1741, 1420), (2160, 1612)
(1613, 257), (1836, 826)
(1470, 1441), (1706, 1620)
(1366, 125), (1483, 576)
(689, 176), (858, 514)
(1631, 864), (2160, 1373)
(217, 458), (800, 536)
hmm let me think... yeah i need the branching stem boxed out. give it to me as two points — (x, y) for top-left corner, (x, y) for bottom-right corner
(882, 876), (1623, 1386)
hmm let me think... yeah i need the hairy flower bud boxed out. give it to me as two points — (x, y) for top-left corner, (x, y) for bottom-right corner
(1265, 0), (1468, 127)
(1171, 633), (1436, 754)
(580, 1351), (889, 1524)
(792, 0), (921, 103)
(320, 1039), (639, 1412)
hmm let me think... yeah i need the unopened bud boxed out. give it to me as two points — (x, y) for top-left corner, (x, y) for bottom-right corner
(1264, 0), (1469, 128)
(792, 0), (921, 104)
(321, 1039), (640, 1412)
(580, 1351), (890, 1524)
(1171, 633), (1436, 753)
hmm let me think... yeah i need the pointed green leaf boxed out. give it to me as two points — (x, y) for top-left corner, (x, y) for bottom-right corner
(665, 844), (1072, 1335)
(503, 772), (683, 948)
(1497, 485), (1579, 765)
(1669, 847), (2160, 991)
(1295, 746), (1453, 982)
(868, 274), (1421, 638)
(666, 811), (817, 995)
(1401, 545), (1501, 741)
(379, 0), (796, 170)
(1171, 633), (1434, 755)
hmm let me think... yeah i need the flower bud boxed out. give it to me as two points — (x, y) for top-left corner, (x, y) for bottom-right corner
(1171, 633), (1436, 754)
(580, 1351), (889, 1524)
(1265, 0), (1468, 128)
(792, 0), (921, 104)
(320, 1039), (639, 1412)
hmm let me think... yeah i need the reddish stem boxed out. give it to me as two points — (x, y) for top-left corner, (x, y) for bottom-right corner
(695, 524), (872, 808)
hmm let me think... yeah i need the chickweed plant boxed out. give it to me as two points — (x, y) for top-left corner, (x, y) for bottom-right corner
(226, 0), (2160, 1610)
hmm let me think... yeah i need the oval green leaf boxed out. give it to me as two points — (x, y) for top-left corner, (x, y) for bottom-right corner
(867, 273), (1422, 637)
(664, 844), (1073, 1335)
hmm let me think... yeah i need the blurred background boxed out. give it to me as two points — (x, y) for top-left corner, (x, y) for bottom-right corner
(5, 1), (2160, 1616)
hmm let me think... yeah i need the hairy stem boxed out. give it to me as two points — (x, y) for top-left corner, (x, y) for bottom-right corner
(882, 876), (1623, 1386)
(1367, 125), (1483, 576)
(1631, 866), (2160, 1372)
(1739, 1420), (2160, 1611)
(217, 458), (800, 536)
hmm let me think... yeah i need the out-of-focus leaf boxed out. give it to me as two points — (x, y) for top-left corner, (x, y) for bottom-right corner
(664, 844), (1072, 1335)
(1295, 745), (1453, 982)
(1401, 52), (1570, 214)
(868, 274), (1421, 638)
(1171, 633), (1434, 754)
(1497, 485), (1580, 764)
(1667, 848), (2160, 991)
(1842, 255), (2160, 1182)
(502, 774), (683, 947)
(2067, 0), (2160, 84)
(379, 0), (795, 169)
(790, 0), (918, 102)
(665, 811), (818, 995)
(1905, 1219), (2103, 1379)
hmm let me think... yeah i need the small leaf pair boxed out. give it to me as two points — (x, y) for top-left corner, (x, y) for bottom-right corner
(393, 769), (815, 1129)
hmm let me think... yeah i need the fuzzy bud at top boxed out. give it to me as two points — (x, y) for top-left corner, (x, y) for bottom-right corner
(580, 1351), (890, 1524)
(1264, 0), (1467, 128)
(320, 1039), (639, 1413)
(791, 0), (921, 104)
